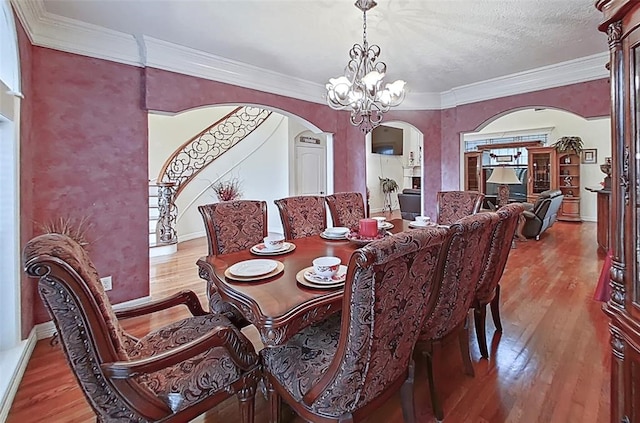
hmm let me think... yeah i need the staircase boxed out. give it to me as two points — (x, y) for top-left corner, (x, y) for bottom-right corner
(148, 182), (177, 257)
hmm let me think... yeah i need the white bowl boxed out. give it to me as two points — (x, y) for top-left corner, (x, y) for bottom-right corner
(263, 235), (285, 250)
(312, 256), (341, 278)
(325, 227), (349, 236)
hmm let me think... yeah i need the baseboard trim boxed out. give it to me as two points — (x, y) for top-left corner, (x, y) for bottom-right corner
(35, 295), (153, 340)
(0, 328), (37, 422)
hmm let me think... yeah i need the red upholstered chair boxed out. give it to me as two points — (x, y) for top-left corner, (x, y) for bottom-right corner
(23, 233), (260, 423)
(473, 203), (524, 358)
(325, 192), (366, 230)
(435, 190), (484, 225)
(198, 200), (267, 327)
(274, 195), (326, 240)
(417, 212), (500, 421)
(261, 226), (453, 423)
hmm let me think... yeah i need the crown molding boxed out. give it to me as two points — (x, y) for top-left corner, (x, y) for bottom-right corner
(12, 0), (609, 110)
(440, 52), (609, 109)
(11, 0), (140, 67)
(143, 36), (326, 104)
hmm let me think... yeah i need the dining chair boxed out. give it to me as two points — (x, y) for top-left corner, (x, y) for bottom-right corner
(23, 233), (260, 423)
(325, 191), (366, 230)
(473, 203), (524, 358)
(198, 200), (267, 327)
(435, 190), (484, 225)
(274, 195), (326, 240)
(417, 212), (500, 421)
(261, 225), (453, 423)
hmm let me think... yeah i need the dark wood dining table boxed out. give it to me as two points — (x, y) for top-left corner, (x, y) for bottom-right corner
(196, 218), (418, 347)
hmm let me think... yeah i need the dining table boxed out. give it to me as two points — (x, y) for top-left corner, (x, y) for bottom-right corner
(196, 218), (428, 347)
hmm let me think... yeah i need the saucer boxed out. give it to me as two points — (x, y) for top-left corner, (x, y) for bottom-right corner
(378, 222), (394, 230)
(296, 265), (347, 289)
(408, 221), (435, 228)
(250, 242), (296, 255)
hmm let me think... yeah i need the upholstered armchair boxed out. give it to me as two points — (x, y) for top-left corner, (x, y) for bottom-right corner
(198, 200), (268, 327)
(473, 203), (524, 358)
(23, 233), (260, 423)
(397, 189), (422, 221)
(274, 195), (326, 240)
(325, 191), (366, 230)
(521, 189), (564, 240)
(417, 212), (499, 421)
(436, 190), (484, 225)
(261, 226), (452, 423)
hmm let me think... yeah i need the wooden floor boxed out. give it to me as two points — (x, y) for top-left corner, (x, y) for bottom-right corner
(7, 219), (611, 422)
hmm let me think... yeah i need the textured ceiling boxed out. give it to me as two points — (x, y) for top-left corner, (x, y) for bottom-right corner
(41, 0), (607, 93)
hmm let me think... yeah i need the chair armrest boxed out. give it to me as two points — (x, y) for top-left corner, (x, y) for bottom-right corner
(102, 325), (258, 379)
(522, 202), (535, 212)
(522, 210), (537, 220)
(115, 290), (206, 319)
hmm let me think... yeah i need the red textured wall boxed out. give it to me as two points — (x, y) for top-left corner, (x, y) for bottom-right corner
(17, 16), (35, 338)
(28, 47), (150, 324)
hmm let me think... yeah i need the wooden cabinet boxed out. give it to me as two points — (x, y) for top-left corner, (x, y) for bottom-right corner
(556, 152), (581, 221)
(526, 146), (556, 203)
(463, 152), (482, 192)
(596, 2), (640, 422)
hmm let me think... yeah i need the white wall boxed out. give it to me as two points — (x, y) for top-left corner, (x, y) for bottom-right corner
(366, 121), (423, 213)
(149, 107), (292, 241)
(148, 106), (237, 181)
(467, 108), (611, 221)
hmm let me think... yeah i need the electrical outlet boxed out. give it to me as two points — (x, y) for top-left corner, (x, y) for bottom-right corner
(100, 276), (112, 291)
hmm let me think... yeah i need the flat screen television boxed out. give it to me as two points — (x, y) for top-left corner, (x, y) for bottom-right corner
(371, 125), (404, 155)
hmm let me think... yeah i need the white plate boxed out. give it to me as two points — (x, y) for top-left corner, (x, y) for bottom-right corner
(304, 265), (348, 284)
(379, 222), (394, 230)
(228, 259), (278, 277)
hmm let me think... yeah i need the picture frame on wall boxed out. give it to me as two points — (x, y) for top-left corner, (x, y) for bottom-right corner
(582, 149), (597, 164)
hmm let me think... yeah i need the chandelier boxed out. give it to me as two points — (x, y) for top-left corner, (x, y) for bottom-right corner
(325, 0), (406, 133)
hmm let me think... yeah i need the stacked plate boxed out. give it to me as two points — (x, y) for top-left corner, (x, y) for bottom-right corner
(225, 259), (284, 282)
(320, 226), (350, 240)
(296, 265), (348, 289)
(250, 242), (296, 255)
(408, 220), (436, 229)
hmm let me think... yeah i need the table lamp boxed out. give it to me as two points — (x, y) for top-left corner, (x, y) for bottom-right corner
(486, 166), (521, 208)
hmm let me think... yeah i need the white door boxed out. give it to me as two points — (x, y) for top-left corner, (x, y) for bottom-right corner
(294, 138), (326, 195)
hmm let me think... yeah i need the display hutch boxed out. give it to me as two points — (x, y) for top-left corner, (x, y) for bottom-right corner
(556, 152), (581, 221)
(463, 152), (482, 191)
(526, 146), (557, 203)
(597, 1), (640, 421)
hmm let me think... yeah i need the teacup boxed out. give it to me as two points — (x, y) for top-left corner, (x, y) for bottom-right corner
(372, 216), (387, 228)
(312, 256), (341, 279)
(263, 235), (285, 250)
(415, 216), (431, 224)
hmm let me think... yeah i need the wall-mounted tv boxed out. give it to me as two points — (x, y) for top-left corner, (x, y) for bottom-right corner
(371, 125), (404, 155)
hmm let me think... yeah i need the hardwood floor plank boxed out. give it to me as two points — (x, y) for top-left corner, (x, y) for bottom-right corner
(7, 221), (611, 422)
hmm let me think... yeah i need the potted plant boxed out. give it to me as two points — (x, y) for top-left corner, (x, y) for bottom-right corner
(379, 177), (399, 212)
(552, 136), (583, 155)
(211, 177), (243, 201)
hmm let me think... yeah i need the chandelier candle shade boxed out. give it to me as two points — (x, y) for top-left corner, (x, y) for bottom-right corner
(486, 167), (521, 208)
(326, 0), (406, 133)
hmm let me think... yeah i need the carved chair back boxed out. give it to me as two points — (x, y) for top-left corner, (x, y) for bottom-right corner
(475, 203), (524, 304)
(302, 226), (452, 416)
(420, 212), (500, 341)
(436, 191), (484, 225)
(23, 233), (170, 420)
(325, 192), (366, 230)
(274, 195), (326, 240)
(198, 200), (268, 256)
